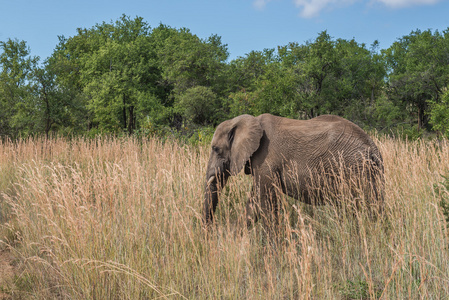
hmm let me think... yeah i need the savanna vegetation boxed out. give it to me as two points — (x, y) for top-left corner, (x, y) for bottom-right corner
(1, 14), (449, 299)
(0, 136), (448, 298)
(1, 15), (449, 140)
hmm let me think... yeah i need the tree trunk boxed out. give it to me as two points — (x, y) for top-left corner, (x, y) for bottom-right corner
(43, 84), (50, 139)
(123, 94), (127, 130)
(128, 106), (134, 134)
(417, 101), (429, 130)
(418, 107), (423, 130)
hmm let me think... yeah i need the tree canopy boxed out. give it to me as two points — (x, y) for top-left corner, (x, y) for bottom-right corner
(1, 15), (449, 139)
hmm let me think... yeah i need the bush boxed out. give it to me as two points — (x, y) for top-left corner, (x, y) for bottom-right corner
(429, 89), (449, 138)
(175, 86), (219, 126)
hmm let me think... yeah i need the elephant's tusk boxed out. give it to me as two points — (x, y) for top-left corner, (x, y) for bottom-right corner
(207, 176), (215, 186)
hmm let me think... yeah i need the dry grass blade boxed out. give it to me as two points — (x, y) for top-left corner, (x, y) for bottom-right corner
(0, 136), (448, 298)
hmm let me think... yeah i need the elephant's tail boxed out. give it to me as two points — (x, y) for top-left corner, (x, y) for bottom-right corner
(368, 148), (385, 210)
(370, 151), (384, 173)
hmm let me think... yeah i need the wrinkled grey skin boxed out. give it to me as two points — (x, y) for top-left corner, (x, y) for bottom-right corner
(203, 113), (384, 225)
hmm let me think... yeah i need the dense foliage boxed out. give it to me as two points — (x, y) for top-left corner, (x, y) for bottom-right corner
(1, 15), (449, 138)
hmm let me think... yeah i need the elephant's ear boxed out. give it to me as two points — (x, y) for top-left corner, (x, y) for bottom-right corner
(229, 115), (263, 175)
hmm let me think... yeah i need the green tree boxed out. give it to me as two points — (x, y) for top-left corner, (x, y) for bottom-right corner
(52, 15), (163, 134)
(383, 29), (449, 130)
(11, 64), (58, 137)
(333, 39), (386, 125)
(277, 31), (343, 119)
(276, 32), (385, 125)
(298, 31), (338, 118)
(249, 60), (299, 118)
(175, 86), (218, 125)
(227, 49), (280, 117)
(154, 26), (229, 127)
(428, 88), (449, 138)
(227, 49), (276, 92)
(156, 27), (228, 94)
(0, 39), (39, 137)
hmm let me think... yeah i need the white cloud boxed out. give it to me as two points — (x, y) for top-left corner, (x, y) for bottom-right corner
(293, 0), (331, 18)
(372, 0), (441, 8)
(254, 0), (443, 18)
(254, 0), (273, 10)
(293, 0), (356, 18)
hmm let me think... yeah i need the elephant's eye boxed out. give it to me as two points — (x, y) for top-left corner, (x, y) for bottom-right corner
(212, 146), (219, 153)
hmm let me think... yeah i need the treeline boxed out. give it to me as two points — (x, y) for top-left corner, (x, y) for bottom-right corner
(1, 15), (449, 139)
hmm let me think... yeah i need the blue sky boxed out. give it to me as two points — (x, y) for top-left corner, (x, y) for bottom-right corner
(1, 0), (448, 62)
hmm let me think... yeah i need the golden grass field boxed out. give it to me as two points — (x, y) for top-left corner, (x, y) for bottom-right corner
(0, 136), (448, 299)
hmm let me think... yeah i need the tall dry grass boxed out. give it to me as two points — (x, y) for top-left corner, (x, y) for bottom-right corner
(0, 136), (448, 299)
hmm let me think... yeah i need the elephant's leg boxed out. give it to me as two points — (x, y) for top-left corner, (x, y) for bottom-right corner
(245, 179), (279, 227)
(245, 185), (260, 227)
(258, 181), (280, 228)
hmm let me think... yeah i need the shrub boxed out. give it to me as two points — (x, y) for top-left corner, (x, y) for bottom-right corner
(429, 89), (449, 138)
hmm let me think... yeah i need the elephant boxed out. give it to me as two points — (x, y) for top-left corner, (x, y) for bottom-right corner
(203, 113), (384, 225)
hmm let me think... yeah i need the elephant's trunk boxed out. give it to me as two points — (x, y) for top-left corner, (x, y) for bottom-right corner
(203, 167), (229, 224)
(203, 176), (219, 224)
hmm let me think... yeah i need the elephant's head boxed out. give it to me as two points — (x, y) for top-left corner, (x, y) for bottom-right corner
(203, 114), (263, 224)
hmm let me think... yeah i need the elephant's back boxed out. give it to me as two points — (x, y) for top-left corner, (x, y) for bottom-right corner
(310, 115), (379, 153)
(256, 113), (382, 165)
(292, 114), (382, 171)
(321, 116), (383, 176)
